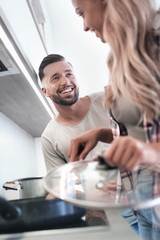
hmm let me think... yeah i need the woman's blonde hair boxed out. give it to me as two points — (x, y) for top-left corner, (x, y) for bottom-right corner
(103, 0), (160, 120)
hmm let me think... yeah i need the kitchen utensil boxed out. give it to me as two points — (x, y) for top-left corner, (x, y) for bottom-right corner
(16, 177), (47, 199)
(0, 196), (86, 233)
(43, 159), (160, 210)
(3, 177), (47, 200)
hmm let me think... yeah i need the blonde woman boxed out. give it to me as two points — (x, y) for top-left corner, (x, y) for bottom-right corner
(69, 0), (160, 239)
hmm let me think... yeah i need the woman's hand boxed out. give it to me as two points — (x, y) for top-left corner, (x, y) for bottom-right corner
(103, 136), (160, 171)
(68, 128), (113, 162)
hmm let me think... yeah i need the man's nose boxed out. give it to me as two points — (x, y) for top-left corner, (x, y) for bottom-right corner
(84, 22), (89, 32)
(60, 74), (70, 84)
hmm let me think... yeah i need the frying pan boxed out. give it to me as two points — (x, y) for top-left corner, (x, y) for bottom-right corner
(0, 196), (86, 233)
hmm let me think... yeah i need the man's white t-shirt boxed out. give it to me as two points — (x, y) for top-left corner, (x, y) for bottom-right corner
(42, 91), (110, 172)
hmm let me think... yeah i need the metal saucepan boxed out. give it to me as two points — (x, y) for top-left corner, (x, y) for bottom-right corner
(3, 177), (48, 199)
(0, 196), (86, 233)
(16, 177), (48, 199)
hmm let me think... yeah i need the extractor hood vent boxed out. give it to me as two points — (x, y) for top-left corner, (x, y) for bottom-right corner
(0, 40), (19, 77)
(0, 60), (8, 72)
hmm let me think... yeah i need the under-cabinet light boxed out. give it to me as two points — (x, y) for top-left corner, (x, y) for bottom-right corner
(0, 25), (55, 119)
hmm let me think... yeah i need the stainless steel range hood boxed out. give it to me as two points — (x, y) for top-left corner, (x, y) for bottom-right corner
(0, 7), (55, 137)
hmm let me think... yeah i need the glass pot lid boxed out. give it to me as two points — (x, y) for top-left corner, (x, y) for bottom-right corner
(43, 160), (160, 210)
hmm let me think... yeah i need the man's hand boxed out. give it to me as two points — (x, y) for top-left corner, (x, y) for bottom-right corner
(68, 128), (113, 162)
(68, 128), (102, 162)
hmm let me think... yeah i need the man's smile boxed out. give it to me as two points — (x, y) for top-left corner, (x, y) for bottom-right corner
(58, 86), (74, 95)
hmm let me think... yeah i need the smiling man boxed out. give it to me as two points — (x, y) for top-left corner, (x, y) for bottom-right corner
(38, 54), (111, 171)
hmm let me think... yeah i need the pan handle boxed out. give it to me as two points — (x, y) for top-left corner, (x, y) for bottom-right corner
(97, 155), (117, 170)
(0, 197), (21, 220)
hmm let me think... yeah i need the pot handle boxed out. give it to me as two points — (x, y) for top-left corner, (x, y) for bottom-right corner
(3, 186), (18, 191)
(0, 197), (21, 220)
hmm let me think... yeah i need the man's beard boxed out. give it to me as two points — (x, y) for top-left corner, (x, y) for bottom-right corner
(51, 89), (79, 106)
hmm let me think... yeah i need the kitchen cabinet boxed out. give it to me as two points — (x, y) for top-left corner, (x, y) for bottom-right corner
(0, 7), (54, 137)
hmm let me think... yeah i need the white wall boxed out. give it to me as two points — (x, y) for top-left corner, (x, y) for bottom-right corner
(0, 113), (46, 197)
(34, 137), (47, 176)
(157, 0), (160, 7)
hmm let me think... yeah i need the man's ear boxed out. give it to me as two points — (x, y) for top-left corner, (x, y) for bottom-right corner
(42, 87), (49, 97)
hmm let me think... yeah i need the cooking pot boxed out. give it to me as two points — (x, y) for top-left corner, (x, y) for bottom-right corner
(17, 177), (47, 199)
(3, 177), (47, 200)
(0, 196), (86, 233)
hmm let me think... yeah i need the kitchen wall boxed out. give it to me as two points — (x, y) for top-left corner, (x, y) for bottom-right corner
(156, 0), (160, 7)
(0, 113), (46, 196)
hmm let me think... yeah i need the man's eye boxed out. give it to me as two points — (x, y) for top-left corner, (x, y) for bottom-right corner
(79, 13), (83, 17)
(77, 11), (83, 17)
(52, 77), (58, 81)
(66, 73), (73, 77)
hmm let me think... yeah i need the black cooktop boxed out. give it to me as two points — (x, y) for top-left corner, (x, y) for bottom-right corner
(0, 197), (107, 234)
